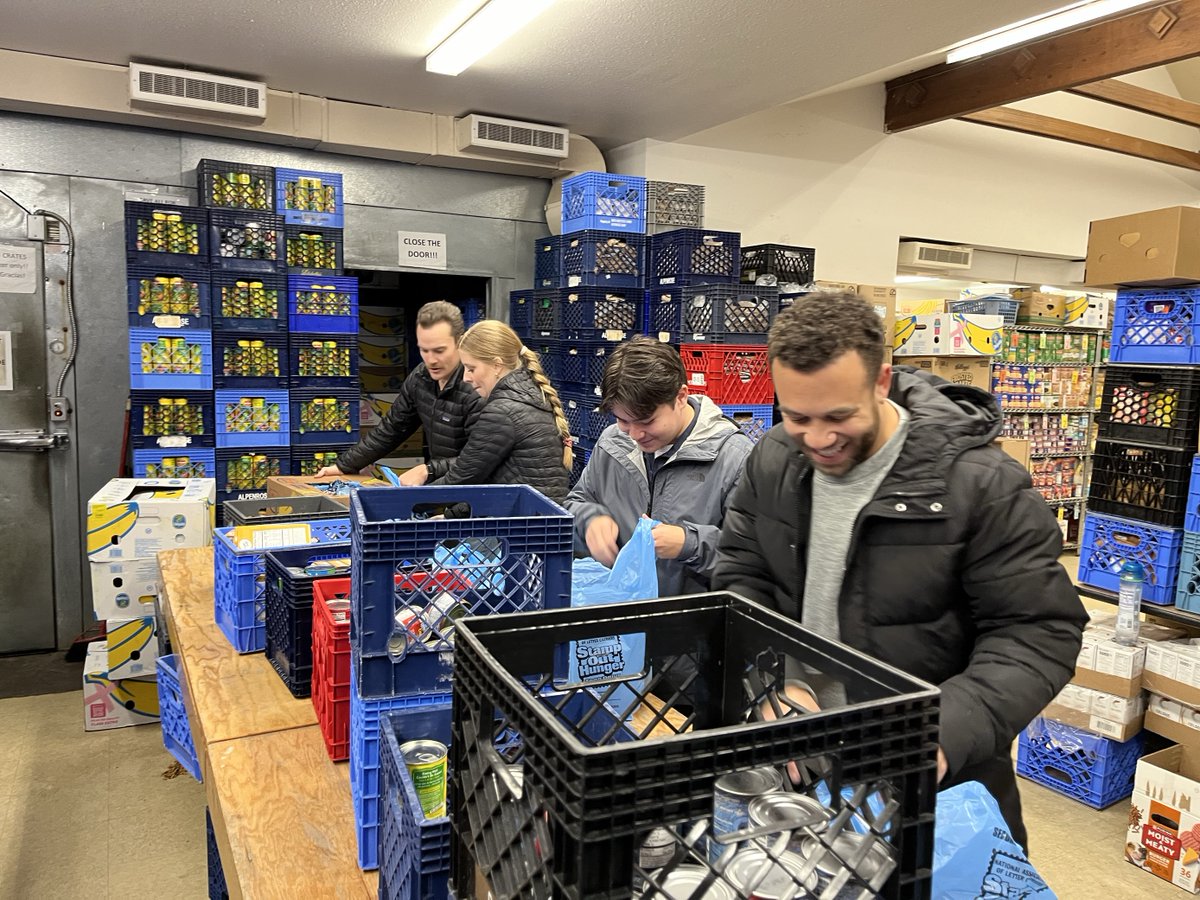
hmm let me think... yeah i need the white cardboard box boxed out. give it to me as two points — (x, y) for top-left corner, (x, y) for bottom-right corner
(82, 642), (159, 732)
(87, 478), (214, 562)
(1128, 744), (1200, 892)
(104, 615), (160, 680)
(89, 557), (161, 621)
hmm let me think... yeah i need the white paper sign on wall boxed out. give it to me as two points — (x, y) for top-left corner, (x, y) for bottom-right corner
(398, 232), (447, 270)
(0, 242), (37, 294)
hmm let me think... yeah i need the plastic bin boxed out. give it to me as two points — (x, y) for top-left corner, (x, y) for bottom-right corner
(508, 289), (533, 337)
(555, 339), (619, 391)
(223, 494), (346, 528)
(293, 444), (354, 478)
(213, 331), (288, 389)
(348, 485), (574, 698)
(197, 159), (276, 212)
(946, 296), (1021, 328)
(561, 230), (646, 289)
(1077, 512), (1184, 605)
(128, 328), (213, 390)
(561, 171), (646, 233)
(215, 447), (290, 500)
(206, 808), (229, 900)
(212, 519), (350, 654)
(275, 167), (344, 227)
(156, 654), (202, 782)
(263, 543), (352, 698)
(648, 284), (779, 344)
(644, 181), (705, 233)
(287, 274), (358, 333)
(288, 332), (358, 387)
(215, 389), (290, 448)
(569, 442), (593, 488)
(562, 392), (613, 444)
(1089, 439), (1193, 527)
(125, 201), (209, 269)
(543, 286), (643, 341)
(449, 593), (938, 898)
(720, 403), (774, 443)
(290, 387), (360, 444)
(680, 343), (774, 405)
(285, 225), (344, 273)
(127, 266), (211, 329)
(129, 390), (215, 449)
(1098, 364), (1200, 447)
(209, 209), (285, 273)
(740, 243), (816, 288)
(132, 447), (216, 479)
(455, 298), (484, 330)
(210, 271), (288, 332)
(313, 577), (353, 761)
(1174, 531), (1200, 612)
(1110, 287), (1200, 365)
(1017, 717), (1142, 809)
(648, 228), (740, 286)
(533, 235), (564, 289)
(1187, 456), (1200, 533)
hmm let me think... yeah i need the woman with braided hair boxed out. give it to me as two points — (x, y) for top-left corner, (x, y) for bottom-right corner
(402, 319), (571, 503)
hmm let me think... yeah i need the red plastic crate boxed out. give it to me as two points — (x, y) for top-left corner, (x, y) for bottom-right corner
(312, 577), (352, 762)
(679, 343), (773, 405)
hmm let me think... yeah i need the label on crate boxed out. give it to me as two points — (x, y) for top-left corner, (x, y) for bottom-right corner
(604, 329), (627, 342)
(151, 314), (184, 329)
(158, 436), (190, 448)
(398, 231), (447, 270)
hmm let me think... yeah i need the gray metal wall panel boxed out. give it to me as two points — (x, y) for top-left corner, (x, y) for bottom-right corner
(346, 205), (519, 277)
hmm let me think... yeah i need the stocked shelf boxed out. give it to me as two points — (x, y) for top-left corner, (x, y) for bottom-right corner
(1076, 583), (1200, 629)
(1002, 406), (1097, 414)
(1045, 496), (1085, 506)
(1031, 451), (1091, 459)
(1012, 323), (1107, 334)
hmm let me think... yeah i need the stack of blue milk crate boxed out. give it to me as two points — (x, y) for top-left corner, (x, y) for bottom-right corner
(347, 484), (573, 878)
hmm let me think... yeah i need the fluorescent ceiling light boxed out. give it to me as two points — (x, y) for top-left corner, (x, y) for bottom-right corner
(426, 0), (557, 76)
(945, 0), (1159, 64)
(895, 275), (943, 284)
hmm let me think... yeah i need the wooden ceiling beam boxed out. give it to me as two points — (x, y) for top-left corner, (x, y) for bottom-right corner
(886, 1), (1200, 132)
(959, 106), (1200, 171)
(1068, 77), (1200, 127)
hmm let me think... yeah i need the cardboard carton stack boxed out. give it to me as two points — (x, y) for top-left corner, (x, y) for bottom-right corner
(84, 478), (215, 730)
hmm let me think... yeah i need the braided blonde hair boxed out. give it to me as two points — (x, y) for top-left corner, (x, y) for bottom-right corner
(460, 321), (573, 469)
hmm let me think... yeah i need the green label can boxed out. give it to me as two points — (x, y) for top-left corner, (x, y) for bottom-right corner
(401, 739), (448, 819)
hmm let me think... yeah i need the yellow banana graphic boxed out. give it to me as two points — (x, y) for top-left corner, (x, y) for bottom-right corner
(359, 340), (408, 367)
(106, 617), (156, 676)
(893, 315), (917, 349)
(360, 367), (408, 393)
(109, 676), (161, 717)
(87, 503), (139, 557)
(359, 309), (408, 336)
(368, 395), (395, 419)
(959, 317), (1003, 354)
(1063, 294), (1088, 322)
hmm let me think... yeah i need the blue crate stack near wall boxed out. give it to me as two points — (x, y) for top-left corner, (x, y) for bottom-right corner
(719, 403), (775, 444)
(198, 159), (276, 213)
(132, 447), (217, 479)
(213, 331), (288, 389)
(129, 328), (213, 391)
(550, 285), (644, 342)
(1017, 717), (1143, 808)
(560, 230), (646, 289)
(1077, 512), (1184, 605)
(508, 289), (534, 338)
(214, 447), (291, 522)
(275, 168), (345, 228)
(646, 283), (779, 344)
(127, 266), (212, 329)
(129, 390), (216, 449)
(156, 654), (202, 782)
(215, 389), (290, 448)
(533, 235), (564, 289)
(209, 210), (286, 274)
(210, 272), (288, 332)
(125, 201), (210, 270)
(288, 273), (358, 333)
(561, 171), (646, 234)
(647, 228), (740, 287)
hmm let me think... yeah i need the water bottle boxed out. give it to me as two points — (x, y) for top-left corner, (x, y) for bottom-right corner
(1115, 560), (1145, 646)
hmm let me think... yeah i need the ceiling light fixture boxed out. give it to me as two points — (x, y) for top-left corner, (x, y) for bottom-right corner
(945, 0), (1159, 64)
(426, 0), (558, 76)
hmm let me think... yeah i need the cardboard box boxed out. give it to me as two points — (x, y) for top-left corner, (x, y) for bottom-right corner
(893, 313), (1004, 357)
(82, 642), (159, 732)
(1074, 638), (1145, 697)
(360, 392), (400, 428)
(87, 478), (215, 562)
(1011, 289), (1067, 326)
(996, 437), (1032, 472)
(812, 281), (858, 294)
(1064, 294), (1110, 330)
(1086, 206), (1200, 288)
(901, 356), (992, 391)
(896, 299), (946, 316)
(266, 474), (387, 508)
(1127, 744), (1200, 892)
(1043, 701), (1142, 742)
(858, 285), (897, 347)
(90, 557), (161, 621)
(105, 615), (160, 679)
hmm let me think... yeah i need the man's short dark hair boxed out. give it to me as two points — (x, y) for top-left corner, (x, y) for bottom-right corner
(416, 301), (466, 339)
(600, 336), (687, 419)
(768, 291), (885, 381)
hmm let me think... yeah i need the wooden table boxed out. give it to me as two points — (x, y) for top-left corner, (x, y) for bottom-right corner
(160, 546), (378, 899)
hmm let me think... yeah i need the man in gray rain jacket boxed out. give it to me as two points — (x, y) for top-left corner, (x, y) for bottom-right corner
(566, 336), (753, 595)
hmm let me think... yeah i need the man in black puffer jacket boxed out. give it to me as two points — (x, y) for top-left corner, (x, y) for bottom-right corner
(714, 292), (1086, 851)
(319, 301), (483, 480)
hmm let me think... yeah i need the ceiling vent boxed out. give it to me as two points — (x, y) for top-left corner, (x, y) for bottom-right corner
(129, 63), (267, 119)
(455, 115), (569, 159)
(898, 241), (974, 270)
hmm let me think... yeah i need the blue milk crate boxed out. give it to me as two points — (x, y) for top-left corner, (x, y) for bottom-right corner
(1187, 456), (1200, 532)
(508, 289), (533, 337)
(213, 331), (288, 389)
(1017, 717), (1142, 809)
(206, 808), (229, 900)
(132, 447), (217, 479)
(529, 288), (564, 338)
(275, 167), (345, 228)
(379, 706), (453, 900)
(721, 403), (775, 443)
(569, 443), (593, 488)
(287, 273), (358, 332)
(127, 266), (211, 329)
(525, 338), (561, 385)
(1174, 531), (1200, 613)
(549, 286), (643, 341)
(556, 339), (616, 391)
(648, 228), (740, 287)
(561, 392), (613, 444)
(130, 390), (215, 449)
(1078, 512), (1185, 605)
(156, 654), (202, 782)
(213, 519), (350, 654)
(125, 201), (209, 270)
(349, 660), (451, 870)
(560, 230), (646, 289)
(285, 225), (344, 273)
(561, 171), (646, 233)
(647, 283), (780, 344)
(455, 297), (484, 330)
(128, 328), (213, 390)
(215, 389), (290, 448)
(209, 209), (286, 273)
(349, 486), (574, 698)
(291, 387), (360, 445)
(210, 271), (288, 332)
(533, 235), (564, 289)
(1110, 287), (1200, 364)
(197, 159), (276, 212)
(289, 332), (358, 387)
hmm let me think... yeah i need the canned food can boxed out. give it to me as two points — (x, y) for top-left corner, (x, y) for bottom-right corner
(748, 793), (830, 854)
(648, 865), (737, 899)
(724, 847), (818, 899)
(326, 597), (350, 625)
(639, 826), (678, 870)
(797, 833), (895, 898)
(400, 739), (448, 819)
(710, 767), (783, 862)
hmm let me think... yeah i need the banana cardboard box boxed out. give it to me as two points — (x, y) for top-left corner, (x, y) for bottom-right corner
(87, 478), (215, 562)
(1127, 744), (1200, 892)
(893, 313), (1004, 357)
(105, 615), (161, 679)
(1064, 293), (1110, 330)
(361, 392), (399, 428)
(90, 556), (161, 621)
(83, 640), (159, 732)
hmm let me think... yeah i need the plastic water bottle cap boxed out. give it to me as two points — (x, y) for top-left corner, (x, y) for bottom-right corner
(1121, 560), (1146, 579)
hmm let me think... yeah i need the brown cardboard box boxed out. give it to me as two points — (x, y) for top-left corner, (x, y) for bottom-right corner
(1011, 289), (1067, 326)
(858, 285), (897, 346)
(266, 474), (388, 507)
(812, 280), (857, 293)
(1085, 205), (1200, 288)
(1145, 670), (1200, 709)
(1043, 700), (1143, 742)
(996, 437), (1032, 472)
(1128, 744), (1200, 892)
(1074, 666), (1142, 699)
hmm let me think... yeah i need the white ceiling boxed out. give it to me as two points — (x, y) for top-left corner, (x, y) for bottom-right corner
(0, 0), (1068, 148)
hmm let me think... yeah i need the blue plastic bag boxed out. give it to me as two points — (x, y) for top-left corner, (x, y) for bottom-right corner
(933, 781), (1056, 899)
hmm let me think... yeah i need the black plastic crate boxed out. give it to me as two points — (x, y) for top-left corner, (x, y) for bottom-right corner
(210, 271), (287, 332)
(509, 289), (534, 337)
(561, 230), (646, 289)
(449, 593), (939, 899)
(127, 266), (211, 329)
(1089, 439), (1194, 527)
(1098, 364), (1200, 448)
(534, 236), (564, 289)
(289, 332), (359, 387)
(213, 330), (288, 388)
(206, 808), (229, 900)
(648, 284), (780, 343)
(530, 289), (563, 338)
(223, 494), (347, 528)
(291, 387), (360, 444)
(649, 228), (740, 286)
(555, 340), (618, 390)
(293, 443), (355, 477)
(539, 287), (643, 341)
(215, 447), (290, 495)
(740, 243), (816, 288)
(264, 543), (352, 698)
(125, 201), (209, 270)
(285, 225), (344, 273)
(209, 209), (285, 273)
(197, 159), (276, 212)
(129, 390), (215, 449)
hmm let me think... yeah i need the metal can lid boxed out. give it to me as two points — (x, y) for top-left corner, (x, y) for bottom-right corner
(724, 847), (818, 898)
(748, 794), (829, 835)
(657, 865), (737, 900)
(715, 767), (784, 799)
(400, 739), (448, 765)
(797, 833), (894, 881)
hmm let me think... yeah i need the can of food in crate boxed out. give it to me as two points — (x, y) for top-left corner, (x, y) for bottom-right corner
(389, 605), (427, 655)
(639, 826), (678, 871)
(400, 739), (448, 819)
(724, 847), (819, 898)
(747, 793), (830, 854)
(710, 767), (783, 863)
(326, 598), (350, 625)
(796, 833), (895, 898)
(647, 864), (737, 899)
